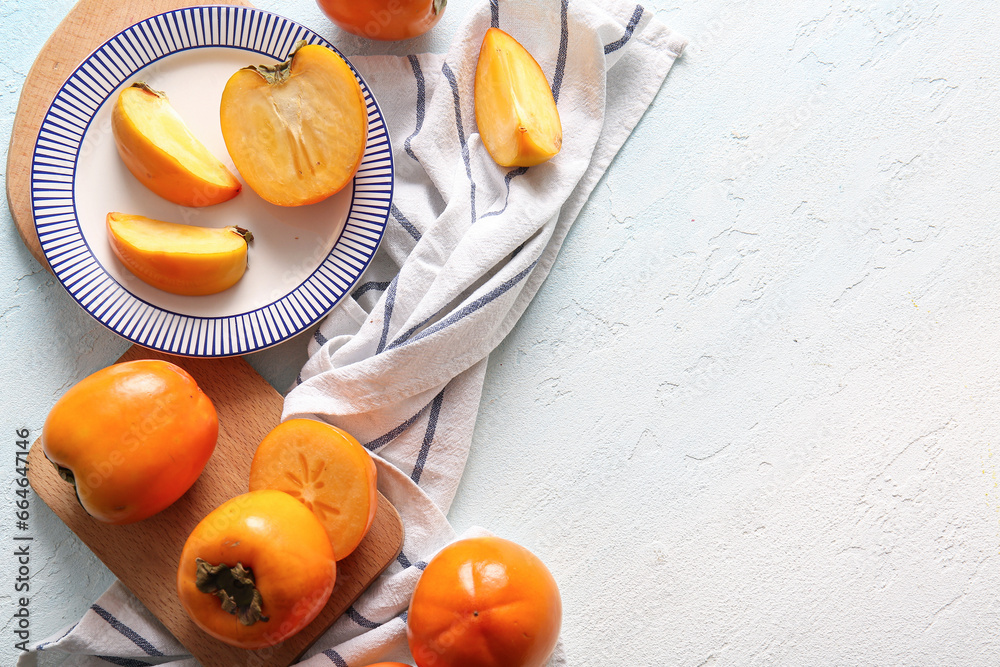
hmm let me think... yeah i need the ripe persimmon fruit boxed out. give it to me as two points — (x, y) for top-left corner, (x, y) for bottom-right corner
(177, 489), (336, 649)
(42, 359), (218, 524)
(106, 213), (252, 296)
(249, 419), (377, 560)
(220, 42), (368, 207)
(474, 28), (562, 168)
(407, 537), (562, 667)
(112, 82), (241, 207)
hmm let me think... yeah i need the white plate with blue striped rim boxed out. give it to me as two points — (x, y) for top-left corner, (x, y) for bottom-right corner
(30, 6), (392, 357)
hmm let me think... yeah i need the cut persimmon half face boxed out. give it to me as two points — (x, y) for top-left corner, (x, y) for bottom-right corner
(220, 42), (368, 207)
(106, 212), (253, 296)
(112, 82), (242, 207)
(248, 419), (377, 560)
(475, 27), (562, 168)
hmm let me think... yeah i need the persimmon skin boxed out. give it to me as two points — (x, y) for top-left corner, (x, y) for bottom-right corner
(41, 359), (218, 524)
(177, 489), (337, 649)
(407, 537), (562, 667)
(316, 0), (446, 41)
(249, 419), (377, 560)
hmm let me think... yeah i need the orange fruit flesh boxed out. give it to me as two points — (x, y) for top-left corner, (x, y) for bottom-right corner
(475, 28), (562, 168)
(107, 212), (250, 296)
(220, 44), (368, 207)
(113, 84), (241, 206)
(249, 419), (377, 560)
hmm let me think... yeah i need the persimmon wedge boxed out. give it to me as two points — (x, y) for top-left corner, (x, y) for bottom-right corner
(107, 213), (252, 296)
(249, 419), (377, 560)
(112, 82), (242, 207)
(475, 28), (562, 168)
(220, 43), (368, 207)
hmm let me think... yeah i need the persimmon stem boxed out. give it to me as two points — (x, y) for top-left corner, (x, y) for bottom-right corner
(245, 40), (308, 85)
(195, 558), (269, 626)
(130, 81), (166, 98)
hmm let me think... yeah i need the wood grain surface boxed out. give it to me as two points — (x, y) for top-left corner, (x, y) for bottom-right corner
(5, 0), (253, 270)
(27, 346), (404, 666)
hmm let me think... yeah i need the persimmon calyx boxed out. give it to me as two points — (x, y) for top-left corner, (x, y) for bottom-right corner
(230, 226), (254, 244)
(434, 0), (447, 15)
(242, 39), (308, 85)
(49, 458), (76, 488)
(195, 558), (269, 626)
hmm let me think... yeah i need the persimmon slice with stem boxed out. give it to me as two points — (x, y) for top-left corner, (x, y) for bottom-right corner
(475, 27), (562, 168)
(249, 419), (377, 560)
(112, 82), (242, 207)
(220, 42), (368, 207)
(107, 212), (252, 296)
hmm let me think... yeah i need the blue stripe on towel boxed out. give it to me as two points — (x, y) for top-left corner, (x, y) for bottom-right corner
(347, 605), (383, 629)
(90, 605), (164, 656)
(97, 657), (153, 666)
(397, 550), (428, 570)
(323, 648), (349, 666)
(376, 275), (399, 354)
(404, 54), (426, 164)
(480, 166), (529, 219)
(491, 0), (500, 27)
(605, 4), (643, 54)
(391, 260), (538, 350)
(314, 328), (328, 346)
(411, 389), (445, 484)
(392, 202), (422, 241)
(552, 0), (570, 103)
(37, 622), (78, 651)
(363, 397), (430, 450)
(442, 62), (477, 224)
(352, 281), (392, 299)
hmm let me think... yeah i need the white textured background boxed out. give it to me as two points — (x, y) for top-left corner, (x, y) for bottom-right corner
(4, 0), (1000, 665)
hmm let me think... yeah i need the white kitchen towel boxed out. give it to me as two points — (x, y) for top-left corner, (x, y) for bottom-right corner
(19, 1), (685, 665)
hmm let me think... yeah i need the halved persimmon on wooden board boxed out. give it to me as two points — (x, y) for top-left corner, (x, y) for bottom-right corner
(106, 212), (252, 296)
(112, 82), (242, 207)
(474, 28), (562, 168)
(220, 42), (368, 207)
(249, 419), (377, 560)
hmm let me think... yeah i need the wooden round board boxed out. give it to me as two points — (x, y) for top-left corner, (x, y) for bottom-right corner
(27, 345), (404, 666)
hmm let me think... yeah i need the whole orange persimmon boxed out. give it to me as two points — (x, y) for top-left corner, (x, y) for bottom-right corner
(407, 537), (561, 667)
(42, 359), (218, 524)
(316, 0), (446, 41)
(177, 490), (337, 649)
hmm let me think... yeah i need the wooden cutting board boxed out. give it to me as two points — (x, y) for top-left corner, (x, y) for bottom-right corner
(27, 345), (404, 666)
(13, 3), (404, 662)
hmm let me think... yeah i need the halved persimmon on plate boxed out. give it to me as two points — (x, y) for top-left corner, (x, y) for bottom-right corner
(220, 42), (369, 207)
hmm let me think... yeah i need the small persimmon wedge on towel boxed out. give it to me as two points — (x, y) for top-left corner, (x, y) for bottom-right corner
(475, 27), (562, 168)
(249, 419), (377, 560)
(220, 42), (368, 207)
(107, 213), (252, 296)
(112, 82), (242, 207)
